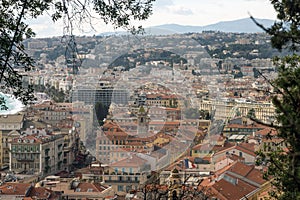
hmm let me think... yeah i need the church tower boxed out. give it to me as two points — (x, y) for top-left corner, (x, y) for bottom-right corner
(168, 168), (182, 200)
(137, 106), (149, 136)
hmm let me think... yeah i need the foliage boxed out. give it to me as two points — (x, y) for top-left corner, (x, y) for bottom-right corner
(266, 55), (300, 199)
(34, 84), (66, 103)
(195, 33), (284, 59)
(95, 101), (109, 125)
(109, 49), (187, 71)
(247, 108), (256, 119)
(233, 70), (243, 79)
(0, 0), (155, 107)
(0, 0), (40, 105)
(252, 0), (300, 51)
(253, 1), (300, 199)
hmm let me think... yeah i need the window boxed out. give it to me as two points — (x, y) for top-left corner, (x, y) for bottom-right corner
(239, 152), (243, 157)
(118, 185), (123, 191)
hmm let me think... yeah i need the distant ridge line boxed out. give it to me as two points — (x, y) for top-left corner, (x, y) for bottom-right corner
(98, 18), (275, 36)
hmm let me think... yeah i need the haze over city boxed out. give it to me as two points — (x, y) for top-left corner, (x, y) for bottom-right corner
(1, 0), (298, 199)
(29, 0), (277, 37)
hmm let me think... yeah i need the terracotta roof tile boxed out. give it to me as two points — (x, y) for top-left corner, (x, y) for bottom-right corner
(77, 182), (108, 192)
(212, 178), (257, 200)
(255, 128), (277, 137)
(0, 183), (30, 195)
(228, 162), (266, 185)
(234, 143), (256, 157)
(110, 154), (147, 168)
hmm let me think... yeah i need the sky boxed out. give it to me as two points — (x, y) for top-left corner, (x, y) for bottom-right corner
(29, 0), (277, 38)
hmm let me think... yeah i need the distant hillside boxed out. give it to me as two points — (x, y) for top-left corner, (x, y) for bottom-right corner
(101, 18), (274, 36)
(108, 49), (187, 71)
(146, 18), (274, 34)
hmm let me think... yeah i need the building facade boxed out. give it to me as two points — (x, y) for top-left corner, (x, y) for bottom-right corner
(0, 113), (24, 169)
(199, 99), (275, 123)
(9, 133), (64, 175)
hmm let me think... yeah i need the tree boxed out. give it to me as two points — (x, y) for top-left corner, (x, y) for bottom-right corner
(252, 1), (300, 52)
(95, 101), (109, 125)
(0, 0), (155, 106)
(252, 1), (300, 199)
(247, 108), (256, 119)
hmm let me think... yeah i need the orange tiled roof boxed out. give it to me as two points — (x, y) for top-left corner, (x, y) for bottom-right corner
(11, 135), (42, 144)
(234, 143), (256, 157)
(212, 176), (257, 200)
(228, 162), (266, 185)
(109, 154), (147, 167)
(255, 128), (277, 136)
(76, 182), (108, 192)
(0, 183), (31, 195)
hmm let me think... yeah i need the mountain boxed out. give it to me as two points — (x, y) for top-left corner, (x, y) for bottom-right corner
(145, 18), (275, 35)
(98, 18), (275, 36)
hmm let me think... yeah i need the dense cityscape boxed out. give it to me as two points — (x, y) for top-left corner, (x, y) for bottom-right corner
(0, 31), (286, 199)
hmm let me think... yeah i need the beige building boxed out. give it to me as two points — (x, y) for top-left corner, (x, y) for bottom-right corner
(103, 154), (150, 195)
(9, 132), (64, 175)
(50, 178), (114, 200)
(72, 101), (94, 145)
(31, 101), (72, 125)
(61, 128), (80, 171)
(0, 113), (24, 169)
(199, 99), (275, 123)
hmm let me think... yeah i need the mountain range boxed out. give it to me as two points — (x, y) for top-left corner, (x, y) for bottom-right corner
(100, 18), (275, 36)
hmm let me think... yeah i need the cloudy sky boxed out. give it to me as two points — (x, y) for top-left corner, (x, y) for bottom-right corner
(29, 0), (277, 38)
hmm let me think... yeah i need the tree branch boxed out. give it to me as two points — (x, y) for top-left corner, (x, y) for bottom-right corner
(0, 0), (28, 82)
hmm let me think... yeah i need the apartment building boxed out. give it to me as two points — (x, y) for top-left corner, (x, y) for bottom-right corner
(199, 98), (275, 123)
(0, 113), (24, 169)
(9, 132), (64, 175)
(31, 101), (72, 125)
(102, 154), (150, 195)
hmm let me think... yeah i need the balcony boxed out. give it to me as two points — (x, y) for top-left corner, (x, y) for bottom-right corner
(103, 175), (140, 184)
(16, 158), (34, 162)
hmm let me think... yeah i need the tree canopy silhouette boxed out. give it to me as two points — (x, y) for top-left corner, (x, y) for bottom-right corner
(252, 0), (300, 199)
